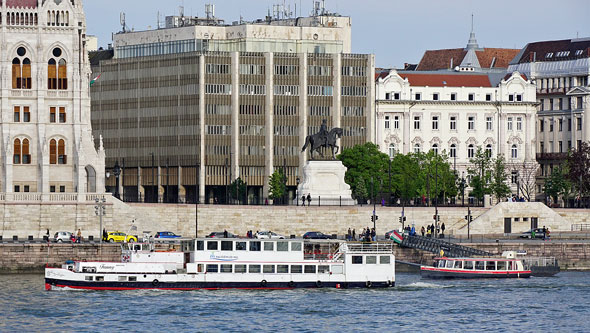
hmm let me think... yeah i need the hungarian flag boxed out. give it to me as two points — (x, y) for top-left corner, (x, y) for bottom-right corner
(390, 230), (404, 244)
(90, 74), (101, 87)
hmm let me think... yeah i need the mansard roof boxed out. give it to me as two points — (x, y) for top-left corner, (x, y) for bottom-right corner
(511, 37), (590, 64)
(416, 48), (520, 71)
(397, 72), (492, 87)
(6, 0), (38, 8)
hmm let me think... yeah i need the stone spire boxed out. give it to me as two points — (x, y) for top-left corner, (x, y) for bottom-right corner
(460, 14), (481, 69)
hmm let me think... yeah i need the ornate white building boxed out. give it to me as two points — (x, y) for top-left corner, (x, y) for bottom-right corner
(376, 69), (538, 197)
(1, 0), (104, 196)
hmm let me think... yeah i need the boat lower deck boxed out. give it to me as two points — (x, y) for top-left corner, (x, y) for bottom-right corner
(420, 267), (531, 279)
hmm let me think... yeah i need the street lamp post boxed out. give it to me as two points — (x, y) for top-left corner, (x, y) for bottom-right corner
(296, 177), (300, 206)
(388, 157), (392, 206)
(113, 161), (121, 199)
(94, 196), (106, 244)
(461, 171), (466, 207)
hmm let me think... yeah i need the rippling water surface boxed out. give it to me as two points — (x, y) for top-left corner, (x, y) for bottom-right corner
(0, 272), (589, 332)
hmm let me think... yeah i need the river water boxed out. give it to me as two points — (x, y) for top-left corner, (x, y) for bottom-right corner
(0, 272), (588, 332)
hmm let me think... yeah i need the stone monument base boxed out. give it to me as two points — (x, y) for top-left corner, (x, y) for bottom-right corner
(295, 160), (356, 206)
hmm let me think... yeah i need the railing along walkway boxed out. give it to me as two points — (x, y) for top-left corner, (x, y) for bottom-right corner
(401, 235), (492, 258)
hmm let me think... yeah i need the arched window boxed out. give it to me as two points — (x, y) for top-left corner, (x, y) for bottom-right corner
(12, 58), (21, 89)
(49, 139), (57, 164)
(414, 143), (421, 153)
(22, 139), (31, 164)
(13, 139), (21, 164)
(431, 144), (439, 155)
(12, 47), (32, 89)
(389, 144), (396, 158)
(511, 144), (518, 159)
(486, 144), (493, 157)
(48, 48), (67, 90)
(58, 139), (67, 164)
(58, 59), (67, 89)
(450, 144), (456, 158)
(48, 59), (57, 89)
(468, 144), (475, 158)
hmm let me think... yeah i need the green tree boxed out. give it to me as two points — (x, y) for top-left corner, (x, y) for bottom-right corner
(544, 167), (567, 204)
(338, 143), (389, 199)
(354, 178), (368, 203)
(468, 147), (493, 202)
(390, 153), (421, 204)
(268, 169), (286, 204)
(229, 177), (247, 203)
(566, 142), (590, 200)
(490, 155), (511, 202)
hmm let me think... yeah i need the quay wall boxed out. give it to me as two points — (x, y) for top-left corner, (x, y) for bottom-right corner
(1, 200), (590, 240)
(1, 241), (589, 273)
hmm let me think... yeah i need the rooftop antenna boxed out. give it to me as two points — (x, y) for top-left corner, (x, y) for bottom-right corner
(157, 11), (160, 29)
(120, 12), (128, 33)
(471, 13), (474, 33)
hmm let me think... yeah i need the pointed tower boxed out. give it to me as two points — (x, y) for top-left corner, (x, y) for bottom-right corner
(460, 15), (482, 70)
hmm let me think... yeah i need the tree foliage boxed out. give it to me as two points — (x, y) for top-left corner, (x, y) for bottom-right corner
(338, 143), (389, 199)
(229, 177), (247, 203)
(268, 169), (286, 202)
(467, 147), (493, 201)
(566, 142), (590, 198)
(489, 154), (511, 202)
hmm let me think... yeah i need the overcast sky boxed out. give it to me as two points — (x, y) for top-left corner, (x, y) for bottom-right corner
(82, 0), (589, 68)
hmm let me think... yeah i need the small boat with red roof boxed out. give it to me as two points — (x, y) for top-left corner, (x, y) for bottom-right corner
(420, 251), (531, 279)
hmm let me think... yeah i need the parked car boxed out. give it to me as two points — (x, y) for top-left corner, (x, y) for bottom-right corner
(520, 228), (546, 239)
(303, 231), (331, 239)
(155, 231), (181, 239)
(255, 231), (285, 239)
(106, 231), (138, 243)
(206, 231), (237, 238)
(53, 231), (72, 243)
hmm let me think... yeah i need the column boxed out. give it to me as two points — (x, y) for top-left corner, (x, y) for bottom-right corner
(332, 53), (342, 146)
(263, 52), (274, 199)
(498, 112), (506, 157)
(584, 95), (590, 142)
(524, 113), (532, 161)
(367, 54), (376, 143)
(231, 52), (240, 183)
(403, 110), (410, 154)
(198, 55), (206, 203)
(298, 53), (308, 177)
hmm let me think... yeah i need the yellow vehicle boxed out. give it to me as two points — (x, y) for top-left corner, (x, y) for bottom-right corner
(106, 231), (137, 243)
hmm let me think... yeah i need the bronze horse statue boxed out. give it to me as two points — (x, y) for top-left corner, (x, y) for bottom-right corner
(302, 128), (343, 160)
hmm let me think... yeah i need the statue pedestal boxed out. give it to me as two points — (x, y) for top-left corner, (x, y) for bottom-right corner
(295, 161), (356, 206)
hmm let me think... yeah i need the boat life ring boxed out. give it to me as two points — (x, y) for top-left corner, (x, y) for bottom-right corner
(366, 281), (372, 288)
(152, 279), (159, 287)
(316, 280), (323, 288)
(260, 280), (267, 287)
(288, 281), (295, 288)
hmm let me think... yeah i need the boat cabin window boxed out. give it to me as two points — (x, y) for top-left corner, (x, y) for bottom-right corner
(207, 241), (218, 251)
(366, 256), (377, 264)
(197, 264), (204, 273)
(291, 265), (303, 273)
(96, 276), (104, 281)
(118, 276), (127, 282)
(277, 265), (289, 273)
(249, 241), (261, 251)
(84, 276), (93, 281)
(454, 261), (463, 269)
(277, 241), (289, 252)
(235, 264), (247, 273)
(264, 242), (274, 251)
(509, 261), (516, 270)
(304, 265), (316, 273)
(438, 260), (446, 268)
(249, 265), (261, 273)
(475, 261), (485, 270)
(291, 242), (302, 251)
(221, 241), (233, 251)
(133, 244), (141, 251)
(206, 264), (218, 273)
(263, 265), (275, 273)
(220, 264), (233, 273)
(446, 260), (454, 268)
(318, 265), (330, 273)
(464, 261), (474, 270)
(332, 265), (343, 274)
(352, 256), (363, 264)
(485, 261), (496, 271)
(129, 276), (137, 282)
(196, 241), (204, 251)
(380, 256), (391, 264)
(236, 241), (247, 251)
(497, 261), (507, 270)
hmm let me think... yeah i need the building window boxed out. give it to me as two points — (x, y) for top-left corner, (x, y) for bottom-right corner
(394, 92), (400, 100)
(59, 107), (66, 123)
(394, 116), (399, 129)
(14, 106), (20, 122)
(559, 141), (563, 153)
(12, 47), (32, 89)
(540, 99), (544, 111)
(13, 139), (21, 164)
(559, 98), (563, 110)
(507, 117), (513, 131)
(432, 116), (439, 130)
(414, 143), (421, 153)
(450, 116), (457, 130)
(385, 93), (390, 100)
(568, 141), (572, 150)
(539, 120), (544, 132)
(414, 116), (420, 130)
(517, 117), (522, 131)
(550, 99), (554, 110)
(549, 120), (554, 132)
(450, 144), (456, 158)
(516, 94), (523, 102)
(578, 97), (583, 109)
(468, 93), (475, 101)
(389, 144), (396, 158)
(450, 93), (456, 101)
(50, 186), (56, 193)
(577, 118), (582, 131)
(486, 117), (493, 130)
(48, 48), (67, 90)
(415, 93), (421, 100)
(558, 119), (563, 132)
(486, 94), (492, 101)
(60, 186), (66, 193)
(486, 144), (493, 157)
(50, 139), (67, 165)
(468, 144), (475, 158)
(540, 141), (544, 153)
(431, 144), (438, 155)
(509, 95), (514, 102)
(511, 171), (518, 184)
(23, 107), (30, 122)
(385, 116), (390, 129)
(50, 107), (56, 122)
(14, 185), (20, 193)
(24, 185), (30, 192)
(511, 144), (518, 159)
(568, 118), (572, 131)
(468, 116), (475, 130)
(433, 93), (439, 101)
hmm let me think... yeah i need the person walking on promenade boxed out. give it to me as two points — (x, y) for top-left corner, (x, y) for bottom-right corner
(46, 229), (50, 243)
(421, 226), (425, 237)
(352, 229), (356, 241)
(301, 195), (306, 206)
(102, 228), (107, 242)
(542, 226), (547, 240)
(441, 223), (446, 237)
(531, 229), (536, 239)
(307, 194), (312, 206)
(77, 229), (82, 243)
(371, 228), (376, 242)
(347, 228), (352, 241)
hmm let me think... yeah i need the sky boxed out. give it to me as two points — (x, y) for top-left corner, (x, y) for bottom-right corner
(82, 0), (589, 68)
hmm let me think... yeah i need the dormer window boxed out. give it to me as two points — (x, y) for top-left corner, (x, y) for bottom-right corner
(575, 50), (583, 56)
(545, 52), (553, 58)
(556, 51), (570, 57)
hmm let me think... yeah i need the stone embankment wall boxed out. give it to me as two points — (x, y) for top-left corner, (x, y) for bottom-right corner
(1, 199), (590, 240)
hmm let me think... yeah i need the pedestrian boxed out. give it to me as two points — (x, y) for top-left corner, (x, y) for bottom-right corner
(371, 228), (376, 242)
(77, 229), (82, 243)
(441, 223), (446, 236)
(102, 228), (107, 242)
(347, 228), (352, 241)
(46, 228), (50, 243)
(301, 195), (306, 206)
(307, 194), (312, 206)
(431, 223), (435, 237)
(381, 198), (385, 206)
(531, 229), (536, 239)
(224, 229), (228, 238)
(352, 228), (356, 241)
(546, 227), (550, 240)
(421, 226), (425, 237)
(542, 226), (547, 240)
(265, 198), (269, 205)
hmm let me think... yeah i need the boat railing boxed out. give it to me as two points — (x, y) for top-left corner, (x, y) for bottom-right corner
(521, 257), (558, 267)
(343, 242), (394, 253)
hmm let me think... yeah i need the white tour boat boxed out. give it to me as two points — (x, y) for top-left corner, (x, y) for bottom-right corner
(45, 238), (395, 290)
(420, 251), (532, 279)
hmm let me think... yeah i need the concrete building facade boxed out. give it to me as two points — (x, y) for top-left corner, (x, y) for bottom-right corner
(0, 0), (104, 197)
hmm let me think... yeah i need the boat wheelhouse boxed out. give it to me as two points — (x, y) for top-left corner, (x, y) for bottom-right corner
(45, 238), (395, 290)
(420, 252), (531, 279)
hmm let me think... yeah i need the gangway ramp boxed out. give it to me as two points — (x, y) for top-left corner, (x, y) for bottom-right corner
(400, 235), (492, 258)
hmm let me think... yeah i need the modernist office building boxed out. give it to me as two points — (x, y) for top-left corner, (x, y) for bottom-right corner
(90, 7), (375, 204)
(0, 0), (104, 196)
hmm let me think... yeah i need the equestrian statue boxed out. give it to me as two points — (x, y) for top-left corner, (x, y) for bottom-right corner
(301, 119), (343, 160)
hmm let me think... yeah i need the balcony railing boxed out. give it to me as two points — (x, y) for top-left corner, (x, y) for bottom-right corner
(0, 192), (111, 203)
(536, 152), (568, 160)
